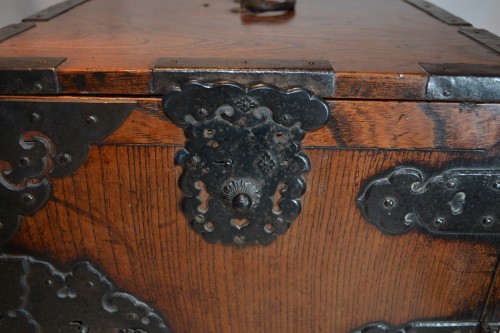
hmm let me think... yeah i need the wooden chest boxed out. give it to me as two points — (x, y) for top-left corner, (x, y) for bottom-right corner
(0, 0), (499, 332)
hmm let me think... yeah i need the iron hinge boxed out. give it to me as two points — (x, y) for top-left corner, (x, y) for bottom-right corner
(22, 0), (88, 22)
(351, 321), (500, 333)
(420, 63), (500, 102)
(459, 27), (500, 55)
(357, 167), (500, 236)
(0, 57), (67, 95)
(153, 58), (335, 98)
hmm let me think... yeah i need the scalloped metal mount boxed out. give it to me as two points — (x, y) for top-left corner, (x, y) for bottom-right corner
(357, 167), (500, 236)
(0, 254), (171, 333)
(0, 100), (134, 245)
(163, 81), (329, 246)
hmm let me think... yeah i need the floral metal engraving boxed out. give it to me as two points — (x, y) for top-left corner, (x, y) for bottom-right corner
(0, 254), (171, 333)
(163, 81), (329, 246)
(0, 100), (134, 245)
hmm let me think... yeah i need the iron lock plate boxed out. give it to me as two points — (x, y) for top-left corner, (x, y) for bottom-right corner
(163, 81), (329, 246)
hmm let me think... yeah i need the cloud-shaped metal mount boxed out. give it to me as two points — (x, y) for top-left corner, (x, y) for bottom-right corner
(163, 81), (329, 246)
(0, 254), (171, 332)
(0, 100), (134, 245)
(164, 81), (329, 131)
(357, 167), (500, 236)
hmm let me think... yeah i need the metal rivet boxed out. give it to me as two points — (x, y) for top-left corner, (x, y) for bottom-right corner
(44, 279), (53, 286)
(493, 181), (500, 190)
(195, 215), (204, 223)
(85, 281), (94, 288)
(383, 198), (395, 208)
(29, 112), (41, 122)
(197, 108), (208, 116)
(204, 222), (215, 232)
(264, 223), (275, 234)
(58, 153), (72, 166)
(85, 115), (98, 126)
(434, 217), (445, 226)
(282, 114), (292, 122)
(188, 155), (200, 167)
(308, 61), (315, 65)
(482, 217), (494, 226)
(22, 193), (35, 205)
(19, 157), (30, 167)
(446, 180), (456, 188)
(33, 83), (43, 92)
(128, 313), (138, 320)
(224, 159), (233, 169)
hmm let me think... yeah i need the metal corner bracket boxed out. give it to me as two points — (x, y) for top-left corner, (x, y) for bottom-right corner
(0, 100), (134, 246)
(0, 254), (171, 332)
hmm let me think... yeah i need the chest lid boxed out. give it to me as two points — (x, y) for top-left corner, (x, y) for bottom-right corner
(0, 0), (499, 102)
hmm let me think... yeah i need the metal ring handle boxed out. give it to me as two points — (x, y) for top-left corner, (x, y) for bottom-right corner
(240, 0), (296, 13)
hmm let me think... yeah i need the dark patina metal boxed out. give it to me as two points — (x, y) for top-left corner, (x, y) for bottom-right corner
(0, 23), (36, 43)
(357, 167), (500, 235)
(420, 63), (500, 102)
(459, 27), (500, 55)
(0, 254), (171, 333)
(23, 0), (88, 21)
(403, 0), (471, 26)
(482, 323), (500, 333)
(0, 100), (134, 245)
(240, 0), (296, 13)
(350, 321), (482, 333)
(0, 57), (67, 95)
(163, 81), (329, 246)
(153, 58), (335, 98)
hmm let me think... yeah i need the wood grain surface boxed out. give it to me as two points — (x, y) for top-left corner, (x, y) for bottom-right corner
(109, 98), (500, 150)
(0, 0), (498, 98)
(2, 95), (498, 150)
(482, 259), (500, 322)
(5, 146), (499, 333)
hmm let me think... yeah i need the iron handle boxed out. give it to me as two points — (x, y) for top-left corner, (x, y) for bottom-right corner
(240, 0), (296, 13)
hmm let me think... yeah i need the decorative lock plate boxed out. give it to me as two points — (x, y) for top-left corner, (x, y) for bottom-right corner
(163, 81), (329, 246)
(357, 167), (500, 236)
